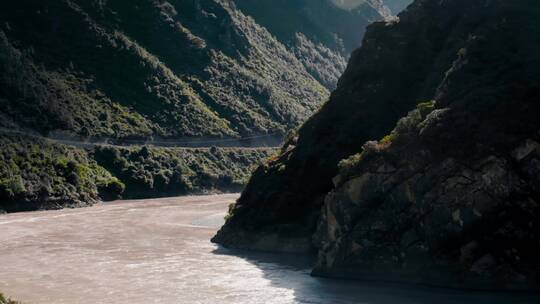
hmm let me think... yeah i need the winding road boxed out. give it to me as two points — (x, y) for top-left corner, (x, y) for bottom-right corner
(0, 128), (280, 149)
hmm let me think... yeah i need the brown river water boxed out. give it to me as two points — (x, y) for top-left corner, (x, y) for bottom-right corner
(1, 194), (538, 304)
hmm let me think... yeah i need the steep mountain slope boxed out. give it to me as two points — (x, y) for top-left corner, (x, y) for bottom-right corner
(313, 0), (540, 287)
(0, 0), (398, 212)
(0, 0), (391, 142)
(234, 0), (414, 88)
(214, 0), (540, 288)
(233, 0), (388, 88)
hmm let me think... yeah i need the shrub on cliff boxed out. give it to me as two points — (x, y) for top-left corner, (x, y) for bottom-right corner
(0, 292), (21, 304)
(92, 145), (273, 199)
(96, 177), (126, 201)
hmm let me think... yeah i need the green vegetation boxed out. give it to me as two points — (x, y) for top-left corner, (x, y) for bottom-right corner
(0, 293), (20, 304)
(337, 101), (437, 178)
(0, 135), (123, 212)
(0, 134), (273, 212)
(0, 0), (357, 141)
(0, 0), (397, 214)
(93, 145), (274, 199)
(380, 133), (396, 146)
(233, 0), (387, 87)
(225, 202), (237, 221)
(416, 100), (436, 116)
(337, 152), (365, 176)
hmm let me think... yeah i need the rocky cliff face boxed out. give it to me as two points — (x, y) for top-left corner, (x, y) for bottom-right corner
(214, 0), (540, 288)
(215, 0), (482, 250)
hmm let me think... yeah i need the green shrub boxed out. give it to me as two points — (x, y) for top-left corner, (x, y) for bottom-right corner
(380, 133), (396, 147)
(93, 145), (274, 198)
(416, 100), (436, 117)
(338, 152), (365, 174)
(0, 135), (123, 211)
(0, 292), (20, 304)
(266, 152), (281, 164)
(1, 135), (274, 210)
(0, 176), (26, 198)
(97, 177), (125, 201)
(225, 202), (236, 221)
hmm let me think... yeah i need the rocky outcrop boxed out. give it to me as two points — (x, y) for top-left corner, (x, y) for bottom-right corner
(214, 0), (494, 251)
(214, 0), (540, 289)
(313, 0), (540, 286)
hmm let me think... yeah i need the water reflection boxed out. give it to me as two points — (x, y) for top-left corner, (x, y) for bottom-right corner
(213, 247), (540, 304)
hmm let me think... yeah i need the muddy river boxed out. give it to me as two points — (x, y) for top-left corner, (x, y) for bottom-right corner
(0, 194), (538, 303)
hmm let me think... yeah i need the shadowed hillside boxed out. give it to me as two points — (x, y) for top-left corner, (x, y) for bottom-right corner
(0, 0), (396, 142)
(233, 0), (393, 88)
(214, 0), (540, 289)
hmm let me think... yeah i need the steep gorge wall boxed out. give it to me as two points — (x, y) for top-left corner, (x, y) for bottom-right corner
(214, 0), (483, 251)
(214, 0), (540, 288)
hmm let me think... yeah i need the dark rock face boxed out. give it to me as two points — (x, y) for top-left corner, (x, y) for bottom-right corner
(214, 0), (540, 288)
(215, 0), (490, 250)
(314, 0), (540, 287)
